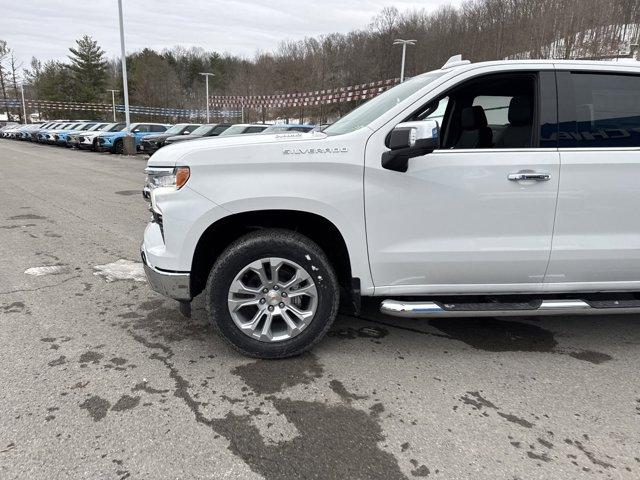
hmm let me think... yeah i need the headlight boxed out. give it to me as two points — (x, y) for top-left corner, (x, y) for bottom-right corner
(143, 166), (190, 201)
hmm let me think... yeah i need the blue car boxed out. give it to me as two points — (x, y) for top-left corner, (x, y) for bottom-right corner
(95, 122), (169, 154)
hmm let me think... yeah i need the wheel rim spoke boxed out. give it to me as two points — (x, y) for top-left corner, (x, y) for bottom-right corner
(286, 303), (314, 320)
(243, 310), (264, 331)
(287, 283), (317, 298)
(281, 311), (299, 335)
(228, 297), (260, 311)
(227, 257), (319, 343)
(260, 311), (274, 340)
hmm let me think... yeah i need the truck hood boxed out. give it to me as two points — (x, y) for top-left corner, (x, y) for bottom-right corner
(146, 131), (330, 167)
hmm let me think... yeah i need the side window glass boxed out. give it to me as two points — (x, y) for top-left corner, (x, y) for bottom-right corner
(186, 125), (198, 133)
(440, 74), (536, 150)
(424, 97), (448, 123)
(562, 73), (640, 148)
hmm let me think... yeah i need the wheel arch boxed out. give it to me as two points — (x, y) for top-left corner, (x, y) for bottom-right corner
(190, 209), (358, 311)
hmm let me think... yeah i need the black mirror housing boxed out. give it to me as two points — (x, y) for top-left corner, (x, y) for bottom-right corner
(382, 120), (440, 172)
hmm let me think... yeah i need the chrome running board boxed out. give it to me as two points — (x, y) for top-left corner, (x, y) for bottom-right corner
(380, 298), (640, 318)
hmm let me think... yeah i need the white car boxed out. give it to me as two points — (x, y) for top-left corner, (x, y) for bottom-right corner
(142, 56), (640, 358)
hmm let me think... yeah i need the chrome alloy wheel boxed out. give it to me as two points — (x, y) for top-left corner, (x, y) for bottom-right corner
(227, 257), (318, 342)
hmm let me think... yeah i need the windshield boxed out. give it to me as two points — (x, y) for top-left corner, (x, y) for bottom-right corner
(164, 124), (186, 135)
(190, 124), (215, 136)
(219, 125), (247, 136)
(323, 71), (444, 135)
(105, 122), (126, 132)
(261, 125), (289, 133)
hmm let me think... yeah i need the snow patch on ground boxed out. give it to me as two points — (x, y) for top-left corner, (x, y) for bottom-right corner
(93, 259), (146, 283)
(24, 265), (70, 276)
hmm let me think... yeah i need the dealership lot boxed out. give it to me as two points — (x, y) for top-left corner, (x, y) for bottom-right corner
(1, 140), (639, 479)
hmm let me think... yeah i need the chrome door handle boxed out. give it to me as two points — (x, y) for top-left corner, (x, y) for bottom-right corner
(508, 171), (551, 182)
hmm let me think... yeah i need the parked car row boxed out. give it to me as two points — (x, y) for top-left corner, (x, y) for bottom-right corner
(0, 120), (315, 155)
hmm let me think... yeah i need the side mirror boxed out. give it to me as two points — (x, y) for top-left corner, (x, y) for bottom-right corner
(382, 120), (440, 172)
(133, 129), (140, 133)
(183, 131), (190, 135)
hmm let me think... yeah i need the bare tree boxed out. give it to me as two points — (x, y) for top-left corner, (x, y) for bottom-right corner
(0, 40), (10, 121)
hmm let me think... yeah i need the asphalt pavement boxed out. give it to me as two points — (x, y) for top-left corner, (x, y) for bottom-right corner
(0, 139), (639, 479)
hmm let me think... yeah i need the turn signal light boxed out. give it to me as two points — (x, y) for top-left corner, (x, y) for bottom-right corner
(175, 167), (190, 189)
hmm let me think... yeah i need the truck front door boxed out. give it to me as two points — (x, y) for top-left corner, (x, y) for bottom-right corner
(364, 70), (560, 295)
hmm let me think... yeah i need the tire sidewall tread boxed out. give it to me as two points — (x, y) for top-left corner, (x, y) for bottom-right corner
(205, 228), (340, 359)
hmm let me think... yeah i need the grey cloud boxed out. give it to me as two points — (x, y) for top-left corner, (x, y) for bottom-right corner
(2, 0), (458, 70)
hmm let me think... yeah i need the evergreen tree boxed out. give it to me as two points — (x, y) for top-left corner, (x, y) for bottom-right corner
(68, 35), (107, 103)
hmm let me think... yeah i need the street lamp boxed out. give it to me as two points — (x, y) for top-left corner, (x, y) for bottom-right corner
(107, 89), (119, 122)
(117, 0), (131, 133)
(199, 72), (215, 123)
(393, 39), (417, 82)
(20, 83), (27, 124)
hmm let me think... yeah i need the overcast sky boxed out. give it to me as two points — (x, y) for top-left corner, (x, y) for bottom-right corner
(2, 0), (459, 70)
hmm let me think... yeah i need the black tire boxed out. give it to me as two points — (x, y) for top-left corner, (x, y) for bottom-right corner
(205, 229), (340, 358)
(112, 139), (123, 154)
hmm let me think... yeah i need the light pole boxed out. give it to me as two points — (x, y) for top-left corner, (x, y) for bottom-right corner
(393, 39), (417, 82)
(107, 89), (119, 122)
(117, 0), (131, 133)
(20, 84), (27, 124)
(199, 72), (215, 123)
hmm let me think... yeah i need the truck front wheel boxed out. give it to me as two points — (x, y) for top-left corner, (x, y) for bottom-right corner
(205, 229), (339, 358)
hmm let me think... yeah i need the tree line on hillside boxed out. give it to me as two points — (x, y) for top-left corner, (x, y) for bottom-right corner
(2, 0), (639, 123)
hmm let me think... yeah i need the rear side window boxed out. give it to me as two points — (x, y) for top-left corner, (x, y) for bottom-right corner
(245, 126), (266, 133)
(558, 72), (640, 148)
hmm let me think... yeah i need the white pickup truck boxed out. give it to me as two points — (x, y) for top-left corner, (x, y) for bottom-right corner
(142, 56), (640, 358)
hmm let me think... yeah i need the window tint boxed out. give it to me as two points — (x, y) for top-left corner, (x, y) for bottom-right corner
(185, 125), (199, 133)
(245, 126), (266, 133)
(440, 74), (536, 149)
(150, 125), (167, 132)
(560, 72), (640, 148)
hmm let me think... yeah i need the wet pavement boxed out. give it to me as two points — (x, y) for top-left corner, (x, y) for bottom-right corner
(1, 140), (639, 479)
